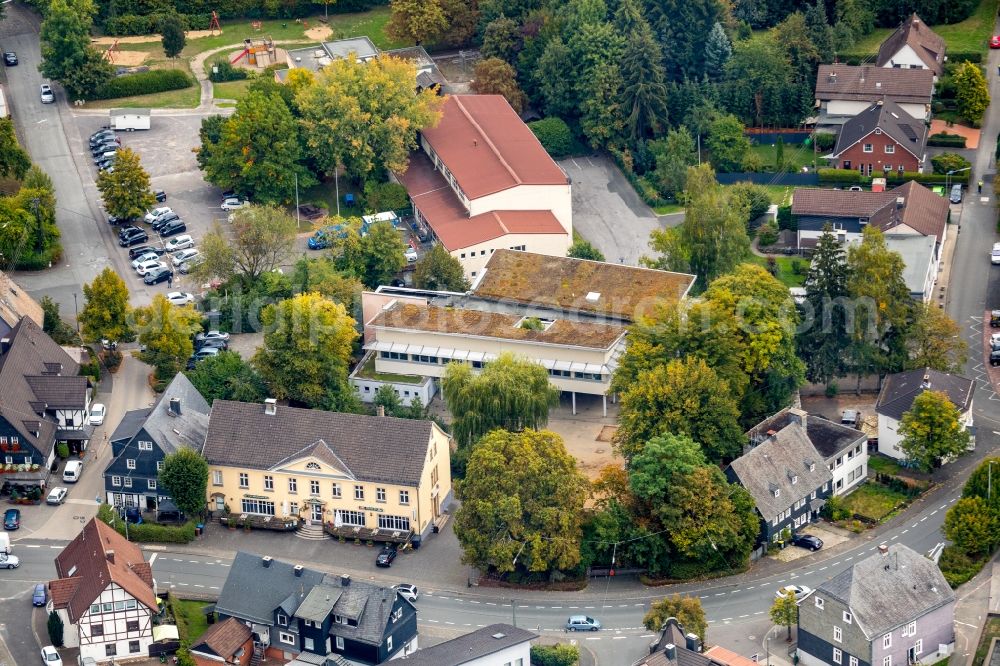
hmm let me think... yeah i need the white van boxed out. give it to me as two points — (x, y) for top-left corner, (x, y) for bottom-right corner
(63, 460), (83, 483)
(0, 532), (10, 554)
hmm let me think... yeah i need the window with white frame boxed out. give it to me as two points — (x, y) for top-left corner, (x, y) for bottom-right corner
(239, 473), (248, 488)
(124, 477), (132, 488)
(376, 487), (386, 502)
(304, 638), (314, 651)
(289, 478), (297, 493)
(913, 640), (922, 656)
(833, 648), (842, 664)
(843, 612), (852, 624)
(127, 459), (136, 469)
(815, 597), (824, 609)
(138, 441), (153, 451)
(147, 479), (156, 490)
(904, 622), (916, 637)
(264, 475), (274, 491)
(156, 461), (163, 471)
(310, 480), (320, 495)
(279, 631), (295, 644)
(112, 476), (121, 486)
(885, 144), (895, 154)
(354, 485), (364, 500)
(212, 470), (223, 485)
(883, 634), (891, 649)
(834, 626), (842, 642)
(340, 510), (365, 526)
(332, 482), (341, 498)
(863, 144), (874, 153)
(387, 635), (393, 652)
(883, 656), (891, 666)
(850, 658), (858, 666)
(399, 490), (409, 505)
(277, 614), (287, 626)
(336, 636), (345, 650)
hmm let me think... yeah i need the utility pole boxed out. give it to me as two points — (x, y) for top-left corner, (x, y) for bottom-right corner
(73, 293), (79, 332)
(295, 172), (300, 229)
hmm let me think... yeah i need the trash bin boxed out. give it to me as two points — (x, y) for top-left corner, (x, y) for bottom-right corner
(195, 523), (204, 536)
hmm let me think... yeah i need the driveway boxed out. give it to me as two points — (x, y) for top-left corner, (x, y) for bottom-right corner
(559, 155), (679, 266)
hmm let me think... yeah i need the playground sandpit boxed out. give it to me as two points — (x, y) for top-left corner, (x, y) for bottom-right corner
(226, 46), (290, 71)
(109, 50), (150, 67)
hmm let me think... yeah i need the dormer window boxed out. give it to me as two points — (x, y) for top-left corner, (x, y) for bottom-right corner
(769, 483), (780, 498)
(277, 613), (287, 627)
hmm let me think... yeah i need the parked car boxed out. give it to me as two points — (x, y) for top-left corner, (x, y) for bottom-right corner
(125, 507), (143, 524)
(135, 259), (166, 276)
(166, 291), (195, 306)
(376, 545), (398, 567)
(950, 184), (963, 204)
(3, 509), (20, 530)
(392, 583), (418, 602)
(90, 129), (115, 143)
(992, 310), (1000, 328)
(991, 350), (1000, 367)
(195, 338), (228, 352)
(404, 247), (418, 263)
(566, 616), (601, 631)
(151, 212), (180, 231)
(177, 256), (204, 274)
(164, 234), (194, 252)
(158, 220), (187, 237)
(131, 251), (160, 269)
(196, 330), (231, 343)
(3, 52), (17, 66)
(40, 645), (61, 666)
(93, 151), (116, 165)
(88, 403), (106, 425)
(144, 206), (172, 224)
(39, 84), (54, 103)
(992, 243), (1000, 265)
(172, 248), (200, 267)
(96, 160), (116, 172)
(106, 214), (130, 226)
(119, 229), (148, 247)
(221, 197), (248, 211)
(144, 265), (173, 285)
(46, 487), (68, 505)
(91, 142), (119, 156)
(119, 224), (142, 239)
(776, 584), (813, 600)
(186, 347), (219, 369)
(991, 35), (1000, 49)
(153, 189), (167, 203)
(791, 534), (823, 551)
(128, 244), (163, 260)
(0, 553), (20, 569)
(32, 583), (47, 606)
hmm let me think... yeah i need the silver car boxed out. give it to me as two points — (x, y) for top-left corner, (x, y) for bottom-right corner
(39, 84), (54, 103)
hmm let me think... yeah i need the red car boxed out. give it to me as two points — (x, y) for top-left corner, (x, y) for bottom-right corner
(990, 35), (1000, 49)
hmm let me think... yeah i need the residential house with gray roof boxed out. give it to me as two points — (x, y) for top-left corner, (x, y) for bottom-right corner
(634, 618), (758, 666)
(396, 624), (535, 666)
(797, 544), (955, 666)
(814, 65), (934, 129)
(876, 14), (945, 76)
(829, 99), (927, 175)
(102, 373), (209, 514)
(726, 409), (834, 546)
(875, 368), (974, 461)
(215, 551), (418, 664)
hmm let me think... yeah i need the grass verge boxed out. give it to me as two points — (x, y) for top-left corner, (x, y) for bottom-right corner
(212, 79), (253, 101)
(867, 454), (907, 476)
(652, 203), (684, 215)
(173, 599), (211, 643)
(840, 483), (908, 521)
(973, 617), (1000, 666)
(85, 85), (200, 109)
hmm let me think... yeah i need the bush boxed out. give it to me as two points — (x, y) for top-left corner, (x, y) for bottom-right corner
(363, 180), (409, 212)
(822, 495), (851, 521)
(813, 132), (837, 152)
(757, 222), (779, 247)
(927, 132), (967, 148)
(56, 442), (70, 459)
(777, 205), (795, 231)
(668, 558), (713, 580)
(531, 644), (580, 666)
(93, 69), (194, 100)
(103, 12), (209, 35)
(938, 544), (986, 587)
(208, 60), (248, 82)
(729, 181), (771, 226)
(528, 117), (573, 158)
(47, 610), (64, 647)
(931, 152), (972, 175)
(97, 504), (196, 543)
(946, 51), (983, 65)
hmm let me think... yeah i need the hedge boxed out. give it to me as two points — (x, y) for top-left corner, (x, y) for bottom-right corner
(927, 132), (967, 148)
(945, 51), (983, 64)
(528, 117), (572, 158)
(208, 61), (248, 83)
(97, 504), (196, 543)
(103, 12), (207, 35)
(92, 69), (194, 100)
(97, 0), (386, 31)
(817, 168), (970, 186)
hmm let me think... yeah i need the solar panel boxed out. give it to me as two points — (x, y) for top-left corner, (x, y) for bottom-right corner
(900, 125), (918, 141)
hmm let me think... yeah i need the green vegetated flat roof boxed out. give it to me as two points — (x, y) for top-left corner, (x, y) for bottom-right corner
(356, 355), (424, 385)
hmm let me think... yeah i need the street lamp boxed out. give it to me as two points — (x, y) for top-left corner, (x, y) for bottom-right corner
(945, 167), (971, 192)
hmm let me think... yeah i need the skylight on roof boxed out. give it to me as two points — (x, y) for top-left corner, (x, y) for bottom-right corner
(586, 292), (601, 302)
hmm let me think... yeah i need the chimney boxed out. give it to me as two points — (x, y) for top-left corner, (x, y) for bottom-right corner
(828, 72), (837, 83)
(105, 550), (115, 564)
(264, 398), (277, 415)
(340, 574), (351, 587)
(376, 405), (385, 417)
(875, 81), (882, 89)
(0, 338), (9, 354)
(878, 544), (889, 556)
(294, 565), (304, 577)
(788, 407), (807, 429)
(262, 556), (273, 567)
(665, 644), (677, 660)
(168, 398), (181, 416)
(473, 139), (478, 147)
(685, 633), (701, 653)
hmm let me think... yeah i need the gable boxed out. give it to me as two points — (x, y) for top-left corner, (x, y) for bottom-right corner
(838, 127), (918, 159)
(274, 456), (353, 478)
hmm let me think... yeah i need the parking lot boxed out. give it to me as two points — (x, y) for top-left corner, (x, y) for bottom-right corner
(73, 113), (228, 302)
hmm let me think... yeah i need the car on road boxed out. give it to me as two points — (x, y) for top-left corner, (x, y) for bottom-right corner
(196, 330), (231, 343)
(950, 184), (963, 204)
(131, 251), (161, 269)
(33, 583), (47, 606)
(186, 347), (219, 369)
(158, 220), (187, 237)
(154, 189), (167, 203)
(376, 545), (398, 567)
(991, 350), (1000, 367)
(991, 35), (1000, 48)
(0, 553), (20, 569)
(89, 403), (106, 426)
(135, 259), (166, 276)
(119, 228), (148, 247)
(40, 84), (54, 104)
(404, 247), (418, 263)
(3, 509), (20, 530)
(166, 291), (195, 306)
(791, 534), (823, 551)
(221, 197), (248, 211)
(165, 234), (194, 252)
(776, 584), (812, 600)
(3, 52), (17, 66)
(172, 248), (200, 267)
(566, 615), (601, 631)
(392, 583), (418, 602)
(144, 265), (173, 285)
(992, 244), (1000, 265)
(41, 645), (62, 666)
(46, 487), (68, 505)
(128, 244), (164, 260)
(144, 206), (172, 224)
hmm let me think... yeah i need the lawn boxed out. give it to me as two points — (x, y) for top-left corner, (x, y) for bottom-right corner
(86, 84), (201, 109)
(300, 180), (365, 218)
(851, 0), (1000, 53)
(867, 454), (907, 477)
(173, 598), (210, 643)
(356, 355), (424, 385)
(973, 617), (1000, 666)
(748, 254), (810, 287)
(748, 142), (818, 172)
(652, 203), (684, 215)
(213, 79), (253, 101)
(840, 483), (909, 522)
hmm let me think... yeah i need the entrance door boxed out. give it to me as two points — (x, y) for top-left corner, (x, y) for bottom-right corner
(311, 504), (323, 523)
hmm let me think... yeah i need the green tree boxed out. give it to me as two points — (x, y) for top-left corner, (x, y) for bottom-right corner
(481, 15), (521, 63)
(899, 389), (971, 472)
(797, 226), (850, 385)
(292, 255), (363, 311)
(47, 610), (64, 647)
(804, 1), (834, 61)
(133, 294), (203, 378)
(252, 292), (359, 411)
(567, 239), (605, 261)
(362, 181), (409, 213)
(40, 296), (79, 345)
(535, 37), (577, 118)
(944, 496), (998, 557)
(579, 61), (626, 149)
(79, 267), (132, 345)
(60, 47), (115, 101)
(704, 22), (732, 80)
(185, 351), (269, 404)
(528, 117), (573, 158)
(297, 55), (445, 181)
(0, 119), (31, 180)
(471, 58), (526, 114)
(961, 457), (1000, 512)
(40, 0), (94, 83)
(195, 115), (227, 172)
(619, 14), (669, 141)
(203, 91), (314, 204)
(930, 152), (971, 175)
(706, 114), (751, 172)
(455, 429), (590, 573)
(442, 352), (560, 450)
(358, 220), (407, 288)
(644, 164), (750, 291)
(530, 644), (580, 666)
(413, 244), (470, 291)
(723, 37), (796, 127)
(198, 205), (297, 285)
(437, 0), (480, 48)
(158, 448), (209, 517)
(907, 303), (967, 374)
(953, 61), (990, 126)
(615, 357), (744, 463)
(386, 0), (448, 44)
(643, 595), (707, 641)
(650, 126), (697, 200)
(770, 590), (798, 640)
(646, 0), (722, 80)
(96, 147), (155, 222)
(159, 13), (186, 59)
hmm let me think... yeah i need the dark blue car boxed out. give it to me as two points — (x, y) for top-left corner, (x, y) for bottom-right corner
(125, 507), (143, 524)
(33, 583), (47, 606)
(3, 508), (19, 530)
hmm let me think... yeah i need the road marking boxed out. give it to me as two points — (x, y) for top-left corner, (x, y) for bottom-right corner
(585, 606), (595, 609)
(209, 586), (218, 590)
(445, 621), (455, 625)
(619, 604), (630, 608)
(911, 524), (918, 528)
(746, 585), (755, 590)
(755, 611), (765, 615)
(172, 558), (184, 562)
(485, 602), (496, 606)
(24, 544), (39, 548)
(939, 505), (947, 510)
(819, 567), (828, 571)
(613, 636), (629, 640)
(733, 589), (742, 593)
(149, 554), (157, 566)
(552, 606), (562, 609)
(803, 571), (814, 575)
(585, 637), (601, 641)
(930, 510), (938, 516)
(177, 582), (188, 585)
(700, 596), (709, 599)
(740, 615), (750, 618)
(469, 600), (480, 604)
(193, 584), (204, 588)
(891, 535), (899, 540)
(48, 545), (61, 549)
(902, 529), (909, 535)
(188, 560), (200, 563)
(715, 593), (726, 597)
(921, 516), (928, 522)
(957, 621), (978, 628)
(844, 557), (853, 561)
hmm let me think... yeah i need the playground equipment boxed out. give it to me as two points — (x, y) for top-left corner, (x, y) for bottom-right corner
(230, 36), (276, 67)
(208, 10), (221, 34)
(103, 39), (120, 64)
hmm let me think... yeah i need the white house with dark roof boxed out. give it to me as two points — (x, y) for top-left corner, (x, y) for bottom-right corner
(875, 14), (946, 76)
(397, 624), (536, 666)
(215, 552), (417, 664)
(726, 409), (834, 545)
(814, 65), (935, 128)
(636, 618), (758, 666)
(797, 543), (955, 666)
(875, 368), (974, 460)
